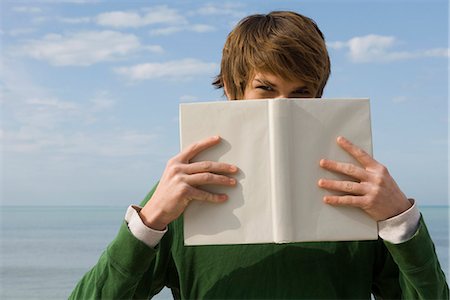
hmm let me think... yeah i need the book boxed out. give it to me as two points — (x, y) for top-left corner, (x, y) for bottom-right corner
(179, 98), (378, 245)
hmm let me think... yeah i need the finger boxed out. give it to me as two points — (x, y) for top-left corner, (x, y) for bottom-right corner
(188, 187), (228, 203)
(177, 136), (221, 163)
(318, 179), (368, 195)
(319, 159), (368, 181)
(185, 173), (237, 187)
(183, 161), (238, 175)
(337, 136), (376, 168)
(323, 195), (365, 208)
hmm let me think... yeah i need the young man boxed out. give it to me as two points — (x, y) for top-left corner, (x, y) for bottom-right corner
(70, 11), (448, 299)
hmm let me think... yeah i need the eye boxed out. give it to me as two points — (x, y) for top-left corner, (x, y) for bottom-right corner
(256, 85), (274, 92)
(292, 87), (311, 97)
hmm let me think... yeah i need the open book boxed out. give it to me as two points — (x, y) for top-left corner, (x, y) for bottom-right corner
(179, 98), (378, 245)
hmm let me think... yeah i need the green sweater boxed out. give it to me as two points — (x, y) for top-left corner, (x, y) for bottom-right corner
(70, 186), (449, 299)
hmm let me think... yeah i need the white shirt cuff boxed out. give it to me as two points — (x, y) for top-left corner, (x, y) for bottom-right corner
(124, 205), (167, 248)
(378, 199), (420, 244)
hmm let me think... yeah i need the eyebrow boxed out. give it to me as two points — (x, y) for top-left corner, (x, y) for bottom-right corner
(253, 78), (308, 91)
(254, 78), (276, 87)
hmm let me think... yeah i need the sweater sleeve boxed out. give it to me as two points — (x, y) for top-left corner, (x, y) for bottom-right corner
(69, 183), (177, 299)
(372, 216), (449, 299)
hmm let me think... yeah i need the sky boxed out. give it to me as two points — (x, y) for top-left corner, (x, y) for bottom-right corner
(1, 0), (448, 207)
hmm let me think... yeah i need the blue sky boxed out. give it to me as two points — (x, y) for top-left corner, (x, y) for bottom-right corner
(1, 0), (448, 206)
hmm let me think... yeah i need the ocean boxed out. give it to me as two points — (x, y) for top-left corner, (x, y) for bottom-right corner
(1, 205), (448, 299)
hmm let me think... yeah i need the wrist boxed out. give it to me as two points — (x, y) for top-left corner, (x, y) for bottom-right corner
(397, 197), (413, 215)
(386, 196), (413, 220)
(139, 205), (168, 231)
(125, 205), (167, 248)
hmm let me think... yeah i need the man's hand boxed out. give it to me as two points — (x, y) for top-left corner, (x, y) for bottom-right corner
(140, 136), (238, 230)
(318, 136), (412, 221)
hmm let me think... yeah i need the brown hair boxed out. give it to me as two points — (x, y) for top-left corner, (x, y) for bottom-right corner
(212, 11), (331, 99)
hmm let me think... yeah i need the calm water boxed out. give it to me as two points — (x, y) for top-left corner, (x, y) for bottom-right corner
(1, 205), (448, 299)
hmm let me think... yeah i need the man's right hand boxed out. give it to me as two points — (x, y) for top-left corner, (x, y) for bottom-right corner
(139, 136), (238, 230)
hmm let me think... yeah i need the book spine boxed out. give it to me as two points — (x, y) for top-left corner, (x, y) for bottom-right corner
(268, 100), (294, 243)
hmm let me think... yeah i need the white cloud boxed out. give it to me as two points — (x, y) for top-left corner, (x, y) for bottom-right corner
(31, 16), (50, 24)
(58, 17), (91, 24)
(35, 0), (100, 3)
(27, 97), (79, 110)
(115, 59), (218, 81)
(1, 58), (169, 207)
(1, 60), (156, 157)
(328, 34), (450, 63)
(1, 59), (47, 102)
(18, 30), (162, 66)
(96, 6), (186, 28)
(192, 3), (245, 18)
(150, 24), (215, 36)
(191, 24), (216, 33)
(12, 6), (43, 14)
(347, 35), (411, 62)
(392, 96), (408, 103)
(1, 59), (80, 133)
(2, 126), (157, 157)
(15, 97), (81, 130)
(61, 131), (158, 157)
(150, 26), (182, 36)
(327, 41), (347, 50)
(93, 131), (157, 157)
(89, 91), (115, 112)
(7, 28), (36, 37)
(1, 128), (47, 153)
(423, 48), (450, 58)
(144, 45), (164, 53)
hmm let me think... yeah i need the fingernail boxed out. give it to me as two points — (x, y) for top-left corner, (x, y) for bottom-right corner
(230, 165), (237, 172)
(220, 194), (228, 201)
(338, 136), (349, 144)
(229, 178), (236, 185)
